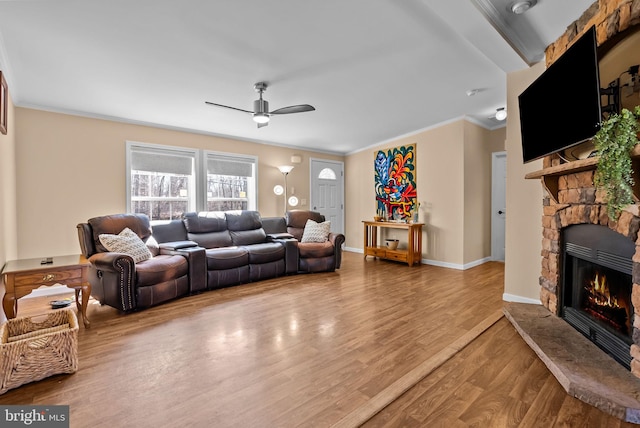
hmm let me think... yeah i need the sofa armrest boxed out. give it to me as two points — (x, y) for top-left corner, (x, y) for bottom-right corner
(270, 238), (299, 274)
(159, 240), (199, 250)
(89, 252), (134, 272)
(88, 252), (137, 311)
(266, 232), (295, 240)
(159, 246), (207, 293)
(328, 233), (346, 269)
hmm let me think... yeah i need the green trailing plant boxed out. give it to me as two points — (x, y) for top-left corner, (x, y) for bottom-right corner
(593, 106), (640, 219)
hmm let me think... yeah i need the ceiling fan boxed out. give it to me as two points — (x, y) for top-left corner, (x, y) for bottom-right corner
(205, 82), (315, 128)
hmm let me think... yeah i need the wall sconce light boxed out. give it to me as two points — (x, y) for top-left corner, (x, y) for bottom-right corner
(277, 165), (294, 214)
(495, 107), (507, 121)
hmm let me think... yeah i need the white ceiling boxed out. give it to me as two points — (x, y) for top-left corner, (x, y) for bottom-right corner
(0, 0), (595, 155)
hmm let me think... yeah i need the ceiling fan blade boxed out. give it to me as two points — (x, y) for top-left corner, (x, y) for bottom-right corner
(270, 104), (315, 115)
(257, 121), (269, 129)
(205, 101), (253, 114)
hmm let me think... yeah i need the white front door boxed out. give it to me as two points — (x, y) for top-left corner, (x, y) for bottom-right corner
(310, 159), (344, 234)
(491, 151), (507, 261)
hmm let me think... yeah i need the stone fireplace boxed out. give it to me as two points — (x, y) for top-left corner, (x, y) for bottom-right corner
(532, 0), (640, 380)
(504, 1), (640, 421)
(538, 169), (640, 377)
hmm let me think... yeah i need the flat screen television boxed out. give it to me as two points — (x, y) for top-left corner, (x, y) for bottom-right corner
(519, 25), (602, 163)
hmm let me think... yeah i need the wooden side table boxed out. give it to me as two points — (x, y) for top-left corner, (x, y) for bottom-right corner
(1, 254), (91, 328)
(363, 221), (423, 266)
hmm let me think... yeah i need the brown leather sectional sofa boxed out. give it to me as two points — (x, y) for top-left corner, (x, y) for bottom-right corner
(77, 210), (344, 312)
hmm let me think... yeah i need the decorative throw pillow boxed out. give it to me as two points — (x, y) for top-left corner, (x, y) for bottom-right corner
(301, 219), (331, 243)
(99, 227), (153, 263)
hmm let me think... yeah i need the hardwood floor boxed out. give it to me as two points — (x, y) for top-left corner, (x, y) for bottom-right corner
(0, 252), (634, 427)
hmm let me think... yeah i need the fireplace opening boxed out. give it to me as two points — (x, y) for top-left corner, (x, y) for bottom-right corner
(561, 224), (634, 369)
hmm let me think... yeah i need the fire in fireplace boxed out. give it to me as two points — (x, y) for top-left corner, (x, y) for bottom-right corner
(583, 270), (630, 335)
(562, 224), (634, 369)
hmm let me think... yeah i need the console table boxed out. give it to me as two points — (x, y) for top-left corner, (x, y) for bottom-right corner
(1, 254), (91, 327)
(362, 221), (423, 266)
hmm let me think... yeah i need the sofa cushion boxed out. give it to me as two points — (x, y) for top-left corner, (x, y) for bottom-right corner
(135, 254), (189, 286)
(225, 210), (262, 231)
(89, 213), (152, 253)
(244, 242), (285, 264)
(151, 219), (188, 243)
(231, 229), (267, 246)
(99, 227), (153, 263)
(183, 212), (232, 248)
(188, 231), (233, 249)
(226, 211), (267, 246)
(261, 217), (287, 235)
(286, 210), (325, 241)
(301, 219), (331, 243)
(205, 247), (249, 270)
(183, 212), (227, 233)
(299, 241), (335, 258)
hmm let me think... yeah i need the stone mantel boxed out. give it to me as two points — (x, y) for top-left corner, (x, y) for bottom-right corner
(524, 145), (640, 204)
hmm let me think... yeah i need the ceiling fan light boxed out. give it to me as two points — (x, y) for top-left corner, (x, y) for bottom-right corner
(253, 113), (270, 124)
(495, 107), (507, 121)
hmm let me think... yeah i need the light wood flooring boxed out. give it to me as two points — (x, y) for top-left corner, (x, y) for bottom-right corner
(0, 252), (635, 427)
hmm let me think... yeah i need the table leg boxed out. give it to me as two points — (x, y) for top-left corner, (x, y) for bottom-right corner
(2, 293), (16, 319)
(408, 226), (415, 267)
(363, 224), (368, 259)
(74, 283), (91, 328)
(417, 226), (423, 265)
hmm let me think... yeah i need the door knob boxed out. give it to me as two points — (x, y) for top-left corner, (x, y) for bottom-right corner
(498, 210), (505, 215)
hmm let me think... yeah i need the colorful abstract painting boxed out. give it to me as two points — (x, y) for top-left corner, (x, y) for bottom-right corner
(374, 144), (417, 221)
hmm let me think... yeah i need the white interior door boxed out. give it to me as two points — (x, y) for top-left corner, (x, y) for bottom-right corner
(491, 151), (507, 261)
(310, 159), (344, 234)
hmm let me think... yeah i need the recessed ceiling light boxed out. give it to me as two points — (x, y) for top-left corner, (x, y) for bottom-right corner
(511, 1), (536, 15)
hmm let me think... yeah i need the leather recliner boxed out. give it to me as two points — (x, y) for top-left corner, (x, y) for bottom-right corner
(77, 213), (192, 312)
(284, 210), (345, 272)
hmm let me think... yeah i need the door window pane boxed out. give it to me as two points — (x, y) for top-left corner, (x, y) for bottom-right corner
(318, 167), (337, 180)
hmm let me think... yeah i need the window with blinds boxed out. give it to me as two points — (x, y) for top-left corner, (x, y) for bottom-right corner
(206, 152), (257, 211)
(127, 143), (198, 220)
(126, 142), (257, 220)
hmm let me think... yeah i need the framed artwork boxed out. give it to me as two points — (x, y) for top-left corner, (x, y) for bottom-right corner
(374, 144), (417, 221)
(0, 71), (6, 135)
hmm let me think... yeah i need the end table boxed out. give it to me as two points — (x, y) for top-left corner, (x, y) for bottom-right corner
(1, 255), (91, 327)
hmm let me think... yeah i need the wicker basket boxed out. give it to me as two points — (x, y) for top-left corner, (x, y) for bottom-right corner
(0, 309), (78, 394)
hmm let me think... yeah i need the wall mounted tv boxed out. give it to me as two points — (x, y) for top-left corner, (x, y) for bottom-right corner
(519, 25), (602, 163)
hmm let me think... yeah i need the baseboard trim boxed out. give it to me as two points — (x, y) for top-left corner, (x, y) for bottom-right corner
(502, 293), (541, 305)
(422, 257), (491, 271)
(463, 257), (492, 270)
(346, 249), (491, 271)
